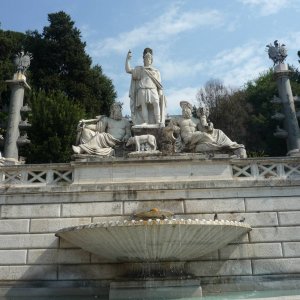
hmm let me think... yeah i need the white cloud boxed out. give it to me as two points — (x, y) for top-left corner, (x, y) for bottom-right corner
(158, 59), (205, 81)
(207, 41), (269, 88)
(165, 87), (199, 115)
(79, 24), (97, 40)
(158, 41), (269, 89)
(222, 57), (267, 87)
(239, 0), (291, 16)
(118, 91), (131, 117)
(284, 31), (300, 50)
(90, 5), (224, 57)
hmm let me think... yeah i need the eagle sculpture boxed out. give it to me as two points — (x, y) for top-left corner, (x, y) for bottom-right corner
(14, 49), (33, 74)
(266, 40), (287, 65)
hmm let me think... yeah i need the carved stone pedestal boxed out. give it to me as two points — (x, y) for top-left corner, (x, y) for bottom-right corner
(127, 150), (161, 158)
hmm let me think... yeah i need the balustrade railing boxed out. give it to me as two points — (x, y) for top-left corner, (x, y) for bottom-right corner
(1, 158), (300, 186)
(231, 159), (300, 179)
(0, 164), (73, 185)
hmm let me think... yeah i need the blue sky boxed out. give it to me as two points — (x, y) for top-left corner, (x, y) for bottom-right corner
(1, 0), (300, 115)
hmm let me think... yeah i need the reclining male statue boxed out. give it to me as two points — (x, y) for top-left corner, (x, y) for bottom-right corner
(72, 102), (131, 156)
(170, 101), (247, 158)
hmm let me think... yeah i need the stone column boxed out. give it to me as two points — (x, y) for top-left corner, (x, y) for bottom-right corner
(274, 63), (300, 154)
(4, 76), (30, 161)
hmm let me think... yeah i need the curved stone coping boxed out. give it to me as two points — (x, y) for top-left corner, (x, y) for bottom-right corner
(56, 218), (251, 232)
(56, 219), (251, 263)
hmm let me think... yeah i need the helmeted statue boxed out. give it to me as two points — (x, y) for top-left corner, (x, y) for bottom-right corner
(125, 48), (166, 126)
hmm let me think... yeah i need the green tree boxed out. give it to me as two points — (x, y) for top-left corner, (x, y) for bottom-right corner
(243, 68), (300, 156)
(25, 11), (116, 117)
(0, 29), (26, 106)
(23, 90), (85, 163)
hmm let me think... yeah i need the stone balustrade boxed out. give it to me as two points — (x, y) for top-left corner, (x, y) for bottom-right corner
(0, 163), (73, 185)
(231, 157), (300, 179)
(1, 156), (300, 186)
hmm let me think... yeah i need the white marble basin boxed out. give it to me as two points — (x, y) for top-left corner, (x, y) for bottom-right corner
(56, 219), (251, 263)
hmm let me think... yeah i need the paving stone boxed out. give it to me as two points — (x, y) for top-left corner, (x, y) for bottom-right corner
(58, 264), (123, 280)
(246, 197), (300, 212)
(283, 242), (300, 257)
(0, 234), (59, 249)
(253, 258), (300, 275)
(0, 266), (57, 280)
(250, 227), (300, 242)
(28, 249), (90, 264)
(62, 202), (122, 217)
(278, 212), (300, 226)
(1, 204), (60, 218)
(185, 198), (245, 213)
(0, 250), (27, 264)
(187, 260), (252, 276)
(30, 218), (91, 233)
(0, 219), (29, 233)
(220, 243), (282, 259)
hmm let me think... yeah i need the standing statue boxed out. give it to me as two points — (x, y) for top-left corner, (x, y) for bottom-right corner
(170, 101), (246, 158)
(125, 48), (166, 126)
(72, 102), (131, 156)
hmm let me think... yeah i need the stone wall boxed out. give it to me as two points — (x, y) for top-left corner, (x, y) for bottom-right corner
(0, 155), (300, 298)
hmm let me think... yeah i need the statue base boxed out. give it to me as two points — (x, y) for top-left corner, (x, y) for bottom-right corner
(287, 149), (300, 157)
(0, 157), (24, 166)
(72, 153), (115, 162)
(127, 150), (162, 158)
(132, 124), (164, 129)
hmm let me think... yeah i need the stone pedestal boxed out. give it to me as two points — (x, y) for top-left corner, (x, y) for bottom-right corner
(109, 279), (202, 300)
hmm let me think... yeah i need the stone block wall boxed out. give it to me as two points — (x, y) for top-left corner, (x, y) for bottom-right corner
(0, 156), (300, 297)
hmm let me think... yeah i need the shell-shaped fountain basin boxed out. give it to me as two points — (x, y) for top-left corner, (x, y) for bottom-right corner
(56, 219), (251, 263)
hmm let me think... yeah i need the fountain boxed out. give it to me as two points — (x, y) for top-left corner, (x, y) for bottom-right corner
(56, 209), (251, 299)
(59, 47), (249, 299)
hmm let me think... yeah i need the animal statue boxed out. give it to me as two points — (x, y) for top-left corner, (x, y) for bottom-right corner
(126, 134), (157, 152)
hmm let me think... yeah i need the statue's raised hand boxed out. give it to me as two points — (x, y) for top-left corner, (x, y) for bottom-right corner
(126, 50), (132, 60)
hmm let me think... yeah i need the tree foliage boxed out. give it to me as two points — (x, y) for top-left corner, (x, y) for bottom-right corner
(242, 70), (282, 156)
(25, 11), (116, 116)
(0, 30), (26, 106)
(23, 90), (85, 163)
